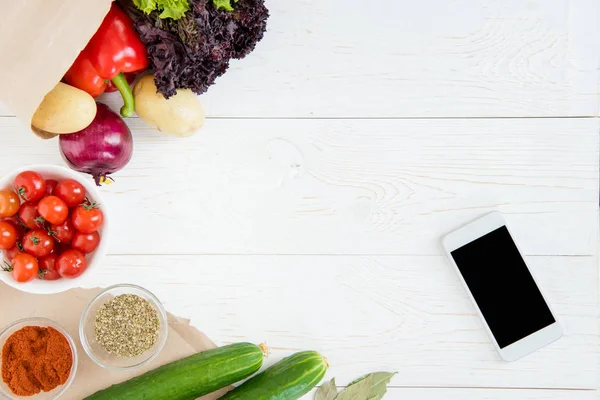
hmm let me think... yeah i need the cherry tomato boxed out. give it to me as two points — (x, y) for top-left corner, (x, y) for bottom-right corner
(56, 249), (86, 278)
(71, 231), (100, 254)
(8, 253), (39, 283)
(49, 219), (76, 244)
(55, 180), (86, 208)
(51, 241), (71, 256)
(0, 221), (18, 250)
(38, 254), (61, 280)
(1, 216), (27, 239)
(4, 243), (23, 262)
(0, 189), (20, 218)
(22, 229), (54, 258)
(14, 171), (46, 203)
(18, 202), (43, 230)
(38, 196), (68, 225)
(72, 202), (104, 233)
(45, 179), (59, 196)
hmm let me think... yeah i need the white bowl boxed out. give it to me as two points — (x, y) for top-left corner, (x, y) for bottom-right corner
(0, 164), (109, 294)
(0, 318), (78, 400)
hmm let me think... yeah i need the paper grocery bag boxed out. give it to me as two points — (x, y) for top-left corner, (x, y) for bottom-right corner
(0, 0), (112, 135)
(0, 283), (231, 399)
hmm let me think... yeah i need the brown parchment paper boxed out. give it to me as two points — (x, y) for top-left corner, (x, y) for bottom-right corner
(0, 283), (230, 399)
(0, 0), (112, 132)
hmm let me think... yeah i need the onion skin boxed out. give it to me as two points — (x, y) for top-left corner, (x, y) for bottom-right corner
(59, 103), (133, 186)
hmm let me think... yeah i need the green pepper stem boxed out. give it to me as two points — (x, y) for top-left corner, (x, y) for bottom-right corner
(112, 72), (135, 118)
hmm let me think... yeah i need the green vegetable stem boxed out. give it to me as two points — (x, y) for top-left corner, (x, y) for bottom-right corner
(111, 73), (135, 118)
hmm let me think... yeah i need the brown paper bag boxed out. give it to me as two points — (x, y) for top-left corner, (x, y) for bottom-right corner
(0, 283), (230, 399)
(0, 0), (112, 135)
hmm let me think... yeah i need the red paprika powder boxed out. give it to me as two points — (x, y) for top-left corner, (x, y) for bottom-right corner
(1, 326), (73, 396)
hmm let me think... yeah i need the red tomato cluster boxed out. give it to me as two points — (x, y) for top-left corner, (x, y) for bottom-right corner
(0, 171), (104, 283)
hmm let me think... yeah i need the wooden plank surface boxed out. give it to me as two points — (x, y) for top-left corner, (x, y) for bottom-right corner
(81, 254), (598, 390)
(1, 1), (599, 398)
(1, 0), (600, 118)
(315, 388), (597, 400)
(0, 117), (597, 256)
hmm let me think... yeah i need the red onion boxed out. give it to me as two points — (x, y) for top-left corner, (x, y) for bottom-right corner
(59, 103), (133, 186)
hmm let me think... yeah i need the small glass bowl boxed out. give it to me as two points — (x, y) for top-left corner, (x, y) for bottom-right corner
(79, 284), (168, 370)
(0, 318), (78, 400)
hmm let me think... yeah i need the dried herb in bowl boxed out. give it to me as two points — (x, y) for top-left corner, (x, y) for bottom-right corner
(94, 294), (160, 357)
(120, 0), (269, 98)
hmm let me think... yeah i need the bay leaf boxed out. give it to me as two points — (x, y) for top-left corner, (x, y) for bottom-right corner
(335, 375), (372, 400)
(347, 374), (368, 387)
(315, 378), (338, 400)
(366, 372), (397, 399)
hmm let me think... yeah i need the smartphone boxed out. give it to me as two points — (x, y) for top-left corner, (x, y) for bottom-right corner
(442, 212), (563, 361)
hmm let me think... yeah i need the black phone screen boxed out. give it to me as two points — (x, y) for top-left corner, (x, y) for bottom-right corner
(450, 226), (555, 348)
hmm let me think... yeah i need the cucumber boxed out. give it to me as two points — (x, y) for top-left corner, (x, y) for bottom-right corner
(84, 342), (266, 400)
(219, 350), (329, 400)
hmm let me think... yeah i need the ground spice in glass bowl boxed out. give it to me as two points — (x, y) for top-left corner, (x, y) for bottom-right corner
(79, 284), (168, 370)
(0, 318), (77, 399)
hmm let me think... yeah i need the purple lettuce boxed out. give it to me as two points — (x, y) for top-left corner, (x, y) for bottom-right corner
(122, 0), (268, 98)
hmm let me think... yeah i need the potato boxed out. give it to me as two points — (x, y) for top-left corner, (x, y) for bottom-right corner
(31, 82), (96, 135)
(134, 75), (205, 137)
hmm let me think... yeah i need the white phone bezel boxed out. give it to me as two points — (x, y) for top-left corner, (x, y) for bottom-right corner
(441, 211), (563, 361)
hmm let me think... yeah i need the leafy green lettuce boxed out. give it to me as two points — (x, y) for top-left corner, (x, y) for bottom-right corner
(133, 0), (190, 20)
(213, 0), (238, 12)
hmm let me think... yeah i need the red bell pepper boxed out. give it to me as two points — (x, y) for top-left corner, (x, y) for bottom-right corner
(64, 3), (149, 117)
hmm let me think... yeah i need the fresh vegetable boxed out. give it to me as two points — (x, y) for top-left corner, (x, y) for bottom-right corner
(105, 72), (137, 93)
(22, 230), (55, 258)
(71, 231), (100, 254)
(123, 0), (268, 98)
(213, 0), (237, 12)
(4, 253), (39, 283)
(64, 3), (149, 117)
(14, 171), (46, 203)
(56, 249), (87, 278)
(55, 179), (86, 208)
(72, 201), (104, 233)
(1, 216), (26, 238)
(0, 221), (18, 250)
(52, 242), (72, 256)
(132, 0), (190, 20)
(0, 190), (20, 217)
(38, 196), (69, 225)
(50, 219), (76, 244)
(31, 82), (97, 135)
(2, 171), (103, 284)
(219, 351), (329, 400)
(4, 244), (23, 262)
(315, 372), (397, 400)
(59, 103), (133, 185)
(38, 254), (61, 280)
(17, 202), (42, 230)
(45, 179), (59, 196)
(85, 342), (266, 400)
(133, 75), (205, 137)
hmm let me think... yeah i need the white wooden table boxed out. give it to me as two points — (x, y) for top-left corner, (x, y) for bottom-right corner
(1, 1), (599, 398)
